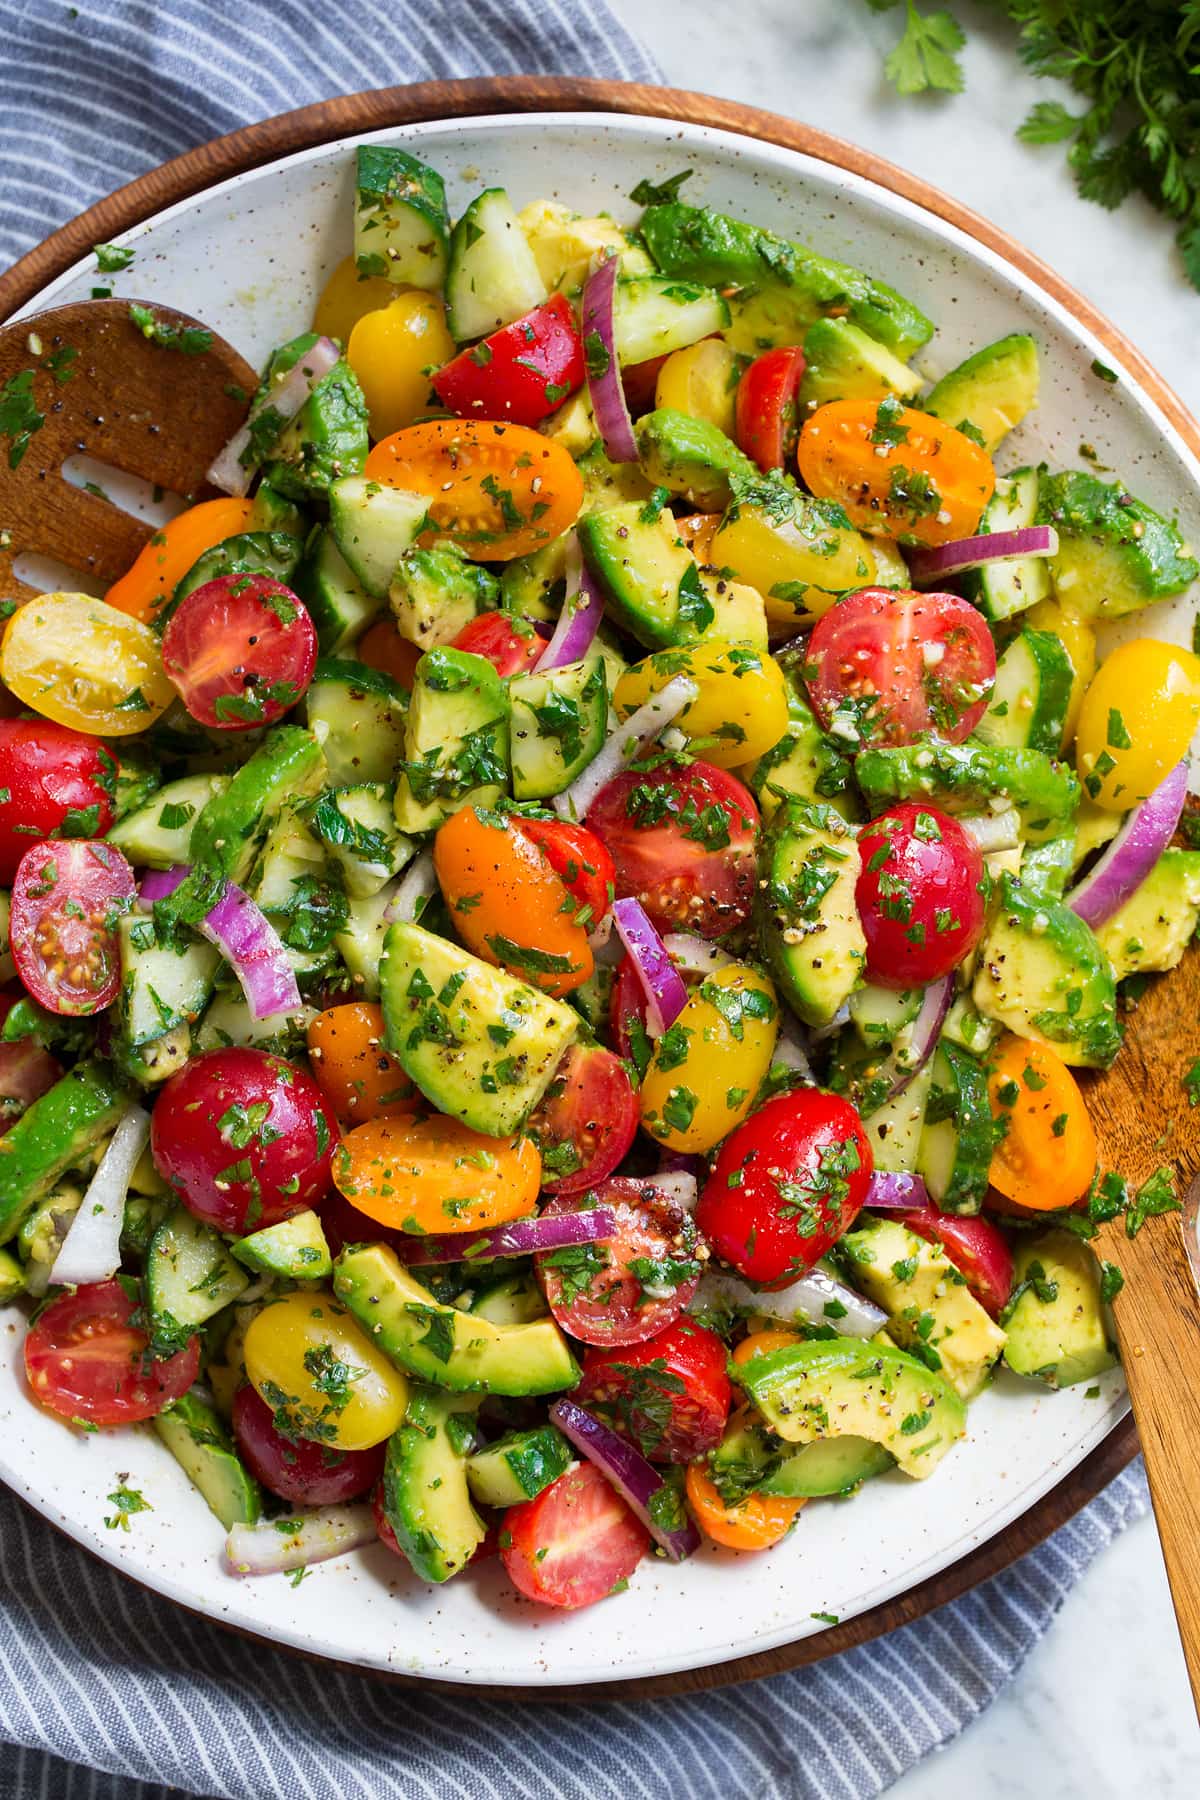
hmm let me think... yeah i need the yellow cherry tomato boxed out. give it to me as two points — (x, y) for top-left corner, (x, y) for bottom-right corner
(1075, 638), (1200, 812)
(347, 292), (455, 439)
(0, 592), (174, 735)
(711, 502), (877, 629)
(640, 963), (778, 1153)
(654, 339), (739, 437)
(243, 1290), (408, 1451)
(613, 640), (789, 768)
(1025, 596), (1095, 750)
(312, 254), (399, 343)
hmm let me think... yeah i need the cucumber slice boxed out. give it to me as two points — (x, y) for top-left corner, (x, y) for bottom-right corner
(165, 530), (304, 627)
(354, 145), (449, 290)
(848, 984), (922, 1048)
(304, 657), (408, 786)
(975, 629), (1074, 755)
(194, 989), (314, 1058)
(328, 477), (431, 599)
(960, 469), (1051, 623)
(757, 799), (866, 1028)
(613, 278), (730, 368)
(153, 1390), (262, 1529)
(830, 1044), (933, 1174)
(916, 1041), (992, 1215)
(108, 774), (229, 869)
(941, 993), (1001, 1058)
(468, 1270), (549, 1326)
(310, 784), (415, 898)
(232, 1209), (332, 1279)
(333, 884), (397, 1002)
(293, 528), (380, 654)
(761, 1435), (893, 1498)
(145, 1204), (249, 1340)
(509, 655), (609, 801)
(465, 1424), (572, 1507)
(445, 189), (548, 342)
(116, 914), (219, 1051)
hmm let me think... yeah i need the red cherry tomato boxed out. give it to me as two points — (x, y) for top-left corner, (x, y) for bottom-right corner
(524, 1043), (639, 1194)
(431, 294), (584, 427)
(161, 574), (317, 731)
(900, 1207), (1015, 1318)
(450, 612), (544, 678)
(697, 1090), (873, 1286)
(609, 953), (651, 1069)
(10, 840), (135, 1016)
(232, 1385), (383, 1505)
(24, 1279), (199, 1426)
(575, 1318), (732, 1463)
(0, 1038), (62, 1132)
(805, 587), (995, 748)
(855, 803), (987, 988)
(0, 719), (117, 882)
(513, 816), (615, 924)
(536, 1177), (701, 1347)
(501, 1461), (650, 1610)
(736, 346), (806, 473)
(151, 1047), (338, 1234)
(586, 760), (759, 939)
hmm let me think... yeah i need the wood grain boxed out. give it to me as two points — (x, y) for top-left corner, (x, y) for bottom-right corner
(0, 74), (1187, 1697)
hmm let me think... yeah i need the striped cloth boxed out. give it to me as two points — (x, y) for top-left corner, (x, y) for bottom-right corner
(0, 2), (1149, 1794)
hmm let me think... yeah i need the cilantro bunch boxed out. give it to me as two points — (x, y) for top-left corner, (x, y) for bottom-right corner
(864, 1), (1200, 288)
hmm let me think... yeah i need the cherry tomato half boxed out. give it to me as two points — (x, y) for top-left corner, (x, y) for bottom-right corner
(513, 815), (616, 924)
(524, 1042), (639, 1193)
(697, 1090), (873, 1286)
(898, 1207), (1014, 1318)
(575, 1318), (732, 1463)
(586, 760), (759, 939)
(501, 1461), (650, 1610)
(151, 1047), (338, 1234)
(736, 346), (806, 473)
(685, 1462), (804, 1552)
(161, 574), (317, 731)
(0, 719), (117, 882)
(986, 1035), (1097, 1213)
(232, 1384), (384, 1505)
(24, 1279), (199, 1426)
(797, 400), (995, 546)
(450, 611), (544, 678)
(536, 1178), (702, 1347)
(432, 293), (584, 427)
(805, 587), (995, 748)
(855, 803), (987, 988)
(10, 840), (135, 1016)
(306, 1001), (421, 1126)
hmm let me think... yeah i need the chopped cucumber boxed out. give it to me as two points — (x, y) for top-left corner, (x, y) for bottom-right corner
(354, 144), (449, 290)
(445, 189), (547, 342)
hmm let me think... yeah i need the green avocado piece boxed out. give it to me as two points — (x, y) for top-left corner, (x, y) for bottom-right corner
(0, 1063), (130, 1245)
(1095, 847), (1200, 979)
(0, 1247), (24, 1303)
(708, 1415), (892, 1500)
(334, 1244), (580, 1395)
(634, 408), (757, 511)
(187, 724), (325, 884)
(924, 333), (1040, 453)
(973, 875), (1121, 1067)
(756, 798), (866, 1027)
(798, 317), (922, 411)
(260, 339), (370, 503)
(231, 1209), (332, 1280)
(381, 1388), (484, 1582)
(1002, 1231), (1116, 1389)
(749, 655), (858, 823)
(153, 1390), (262, 1529)
(388, 545), (498, 652)
(392, 647), (509, 834)
(854, 740), (1080, 841)
(1038, 469), (1199, 618)
(578, 500), (698, 651)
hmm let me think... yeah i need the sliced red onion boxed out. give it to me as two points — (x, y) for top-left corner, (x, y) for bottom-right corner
(534, 539), (605, 674)
(866, 1170), (931, 1211)
(691, 1267), (886, 1340)
(772, 1015), (815, 1086)
(1066, 759), (1189, 928)
(226, 1505), (376, 1577)
(661, 933), (734, 977)
(810, 1004), (851, 1044)
(612, 897), (688, 1036)
(207, 336), (341, 496)
(382, 849), (437, 925)
(581, 254), (637, 464)
(907, 526), (1058, 587)
(394, 1205), (615, 1266)
(554, 675), (699, 822)
(49, 1104), (150, 1287)
(881, 975), (952, 1100)
(140, 865), (300, 1021)
(960, 809), (1022, 854)
(550, 1398), (699, 1562)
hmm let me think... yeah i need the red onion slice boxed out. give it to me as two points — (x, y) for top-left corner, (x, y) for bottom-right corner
(554, 675), (698, 821)
(612, 897), (688, 1036)
(691, 1267), (887, 1340)
(394, 1205), (615, 1266)
(772, 1015), (815, 1086)
(49, 1103), (150, 1287)
(907, 525), (1058, 587)
(866, 1170), (931, 1211)
(533, 539), (605, 674)
(550, 1398), (700, 1562)
(881, 975), (952, 1101)
(140, 865), (300, 1021)
(581, 254), (638, 464)
(226, 1505), (376, 1577)
(1065, 760), (1189, 928)
(207, 336), (341, 496)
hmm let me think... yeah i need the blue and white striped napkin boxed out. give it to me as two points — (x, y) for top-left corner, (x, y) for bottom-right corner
(0, 3), (1149, 1794)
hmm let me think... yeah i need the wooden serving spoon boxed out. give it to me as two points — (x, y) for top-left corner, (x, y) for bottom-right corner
(0, 298), (255, 603)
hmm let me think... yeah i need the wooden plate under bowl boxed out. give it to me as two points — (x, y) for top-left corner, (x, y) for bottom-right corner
(0, 78), (1165, 1699)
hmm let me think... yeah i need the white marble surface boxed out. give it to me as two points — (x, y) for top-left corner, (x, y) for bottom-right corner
(601, 0), (1200, 1788)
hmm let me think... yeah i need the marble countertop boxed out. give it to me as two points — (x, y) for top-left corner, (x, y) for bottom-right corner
(603, 0), (1200, 1789)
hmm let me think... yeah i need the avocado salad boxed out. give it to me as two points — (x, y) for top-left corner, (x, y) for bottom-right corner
(1, 146), (1198, 1610)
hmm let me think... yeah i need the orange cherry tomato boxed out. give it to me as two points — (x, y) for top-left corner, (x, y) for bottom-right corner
(684, 1462), (805, 1552)
(731, 1329), (802, 1365)
(987, 1034), (1097, 1212)
(675, 511), (721, 565)
(306, 1002), (422, 1126)
(796, 401), (995, 546)
(432, 805), (593, 997)
(364, 420), (583, 562)
(104, 497), (257, 622)
(333, 1113), (541, 1233)
(354, 619), (422, 691)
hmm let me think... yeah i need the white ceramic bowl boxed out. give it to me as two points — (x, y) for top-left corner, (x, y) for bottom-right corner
(5, 108), (1196, 1690)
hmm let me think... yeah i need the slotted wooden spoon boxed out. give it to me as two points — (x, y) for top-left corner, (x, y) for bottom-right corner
(0, 298), (255, 602)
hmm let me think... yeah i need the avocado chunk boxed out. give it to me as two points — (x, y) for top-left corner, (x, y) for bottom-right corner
(924, 334), (1040, 453)
(393, 648), (510, 834)
(380, 920), (578, 1136)
(305, 657), (408, 787)
(468, 1269), (549, 1326)
(841, 1216), (1006, 1399)
(1094, 847), (1200, 979)
(334, 1244), (579, 1395)
(153, 1390), (262, 1529)
(466, 1423), (573, 1507)
(0, 1063), (130, 1245)
(798, 317), (922, 411)
(735, 1337), (966, 1478)
(854, 740), (1080, 841)
(634, 408), (757, 511)
(578, 501), (699, 650)
(260, 338), (370, 503)
(186, 724), (325, 885)
(708, 1415), (892, 1500)
(1002, 1231), (1116, 1389)
(231, 1209), (332, 1280)
(388, 545), (498, 651)
(757, 798), (866, 1027)
(749, 657), (858, 822)
(380, 1387), (485, 1582)
(973, 874), (1121, 1067)
(1037, 469), (1199, 618)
